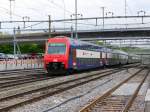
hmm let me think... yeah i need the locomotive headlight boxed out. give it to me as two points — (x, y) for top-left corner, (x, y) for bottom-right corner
(73, 62), (76, 66)
(53, 59), (58, 62)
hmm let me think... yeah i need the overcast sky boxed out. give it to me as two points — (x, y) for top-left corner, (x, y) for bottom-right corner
(0, 0), (150, 34)
(0, 0), (150, 21)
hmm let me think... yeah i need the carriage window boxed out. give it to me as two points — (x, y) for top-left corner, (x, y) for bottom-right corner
(48, 43), (66, 54)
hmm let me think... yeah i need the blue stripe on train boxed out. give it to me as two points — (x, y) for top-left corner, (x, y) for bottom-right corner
(76, 64), (102, 70)
(68, 58), (103, 70)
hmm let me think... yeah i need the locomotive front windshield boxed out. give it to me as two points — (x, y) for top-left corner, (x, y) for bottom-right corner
(48, 43), (66, 54)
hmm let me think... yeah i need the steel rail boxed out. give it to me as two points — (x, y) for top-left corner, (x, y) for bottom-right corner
(79, 68), (144, 112)
(0, 68), (44, 76)
(0, 72), (45, 80)
(122, 69), (150, 112)
(0, 74), (52, 89)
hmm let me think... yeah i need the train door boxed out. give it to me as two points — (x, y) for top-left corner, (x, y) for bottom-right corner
(105, 51), (108, 65)
(107, 52), (112, 66)
(68, 48), (77, 70)
(100, 52), (103, 66)
(102, 52), (106, 66)
(72, 48), (77, 69)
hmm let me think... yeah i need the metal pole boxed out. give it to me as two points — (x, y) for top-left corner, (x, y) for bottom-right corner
(9, 0), (12, 20)
(9, 0), (15, 20)
(75, 0), (78, 39)
(96, 18), (97, 26)
(120, 40), (121, 50)
(16, 43), (21, 55)
(125, 0), (127, 28)
(48, 15), (51, 38)
(71, 26), (73, 38)
(142, 16), (144, 24)
(13, 27), (16, 56)
(22, 17), (26, 28)
(23, 21), (25, 28)
(62, 0), (66, 30)
(101, 7), (105, 30)
(125, 0), (127, 17)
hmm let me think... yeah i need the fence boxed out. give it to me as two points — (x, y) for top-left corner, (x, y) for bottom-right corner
(0, 58), (44, 71)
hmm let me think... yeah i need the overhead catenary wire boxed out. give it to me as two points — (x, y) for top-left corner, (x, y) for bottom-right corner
(47, 0), (73, 14)
(126, 2), (139, 24)
(0, 6), (22, 18)
(13, 0), (50, 19)
(0, 0), (72, 21)
(23, 22), (45, 29)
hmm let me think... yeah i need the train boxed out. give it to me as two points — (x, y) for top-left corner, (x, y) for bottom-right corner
(44, 36), (141, 74)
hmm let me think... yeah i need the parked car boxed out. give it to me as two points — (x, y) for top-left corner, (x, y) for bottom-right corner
(6, 54), (19, 59)
(0, 53), (8, 60)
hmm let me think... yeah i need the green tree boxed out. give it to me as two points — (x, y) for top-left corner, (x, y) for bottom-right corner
(0, 43), (44, 54)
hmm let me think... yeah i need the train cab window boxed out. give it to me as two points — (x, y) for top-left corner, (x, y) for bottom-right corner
(48, 43), (66, 54)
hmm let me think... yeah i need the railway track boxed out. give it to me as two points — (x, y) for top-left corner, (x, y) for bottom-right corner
(0, 69), (45, 81)
(0, 75), (55, 89)
(0, 69), (48, 90)
(0, 63), (139, 77)
(0, 63), (139, 91)
(79, 67), (149, 112)
(0, 66), (135, 112)
(0, 72), (45, 81)
(0, 68), (44, 76)
(0, 68), (113, 91)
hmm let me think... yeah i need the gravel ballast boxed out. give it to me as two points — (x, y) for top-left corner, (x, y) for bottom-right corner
(10, 68), (142, 112)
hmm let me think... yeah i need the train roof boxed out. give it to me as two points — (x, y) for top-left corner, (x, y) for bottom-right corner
(50, 36), (102, 46)
(69, 37), (112, 52)
(128, 53), (140, 57)
(48, 36), (111, 52)
(48, 36), (140, 56)
(113, 49), (129, 55)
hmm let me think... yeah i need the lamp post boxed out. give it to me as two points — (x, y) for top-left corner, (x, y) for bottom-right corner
(137, 10), (146, 16)
(22, 16), (30, 28)
(137, 10), (146, 24)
